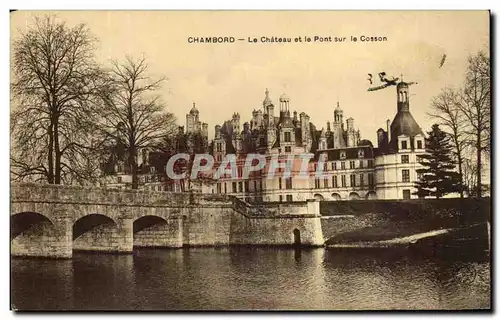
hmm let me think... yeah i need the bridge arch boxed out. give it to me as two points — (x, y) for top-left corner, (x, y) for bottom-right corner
(349, 192), (361, 200)
(11, 211), (54, 240)
(133, 215), (168, 234)
(73, 213), (117, 241)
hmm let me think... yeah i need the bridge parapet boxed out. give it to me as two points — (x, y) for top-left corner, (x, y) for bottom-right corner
(11, 183), (196, 207)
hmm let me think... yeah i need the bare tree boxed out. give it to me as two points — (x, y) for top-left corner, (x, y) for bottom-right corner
(428, 87), (467, 198)
(456, 50), (490, 197)
(98, 56), (177, 189)
(11, 15), (104, 185)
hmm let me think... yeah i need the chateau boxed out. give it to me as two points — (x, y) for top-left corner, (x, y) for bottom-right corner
(102, 82), (426, 201)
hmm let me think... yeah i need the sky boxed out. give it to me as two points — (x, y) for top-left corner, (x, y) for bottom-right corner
(10, 10), (489, 144)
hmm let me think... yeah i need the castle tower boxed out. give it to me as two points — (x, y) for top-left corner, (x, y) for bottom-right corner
(397, 81), (410, 112)
(333, 101), (343, 124)
(332, 101), (345, 148)
(279, 93), (290, 114)
(186, 102), (200, 134)
(231, 112), (241, 135)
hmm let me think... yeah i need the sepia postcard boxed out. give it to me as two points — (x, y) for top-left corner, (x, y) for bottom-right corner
(10, 10), (491, 311)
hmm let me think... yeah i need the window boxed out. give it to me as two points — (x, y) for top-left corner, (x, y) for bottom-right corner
(350, 174), (356, 187)
(260, 180), (263, 190)
(244, 181), (249, 192)
(341, 175), (346, 187)
(279, 177), (282, 189)
(340, 151), (346, 159)
(315, 178), (321, 189)
(224, 183), (227, 193)
(284, 131), (291, 142)
(279, 195), (283, 202)
(368, 160), (374, 168)
(401, 155), (409, 164)
(216, 154), (222, 162)
(232, 182), (237, 193)
(417, 140), (423, 149)
(150, 166), (156, 174)
(358, 149), (365, 158)
(360, 174), (364, 186)
(285, 146), (292, 153)
(238, 167), (243, 179)
(238, 182), (243, 192)
(260, 137), (265, 146)
(401, 140), (408, 150)
(403, 189), (411, 200)
(216, 183), (221, 193)
(368, 173), (374, 187)
(402, 169), (410, 182)
(286, 195), (293, 202)
(324, 177), (329, 188)
(254, 180), (258, 191)
(117, 176), (122, 183)
(332, 176), (338, 188)
(332, 162), (337, 170)
(350, 161), (355, 169)
(341, 162), (346, 170)
(285, 177), (292, 189)
(359, 160), (364, 169)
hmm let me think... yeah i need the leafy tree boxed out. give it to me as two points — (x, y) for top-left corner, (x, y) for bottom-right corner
(414, 124), (462, 199)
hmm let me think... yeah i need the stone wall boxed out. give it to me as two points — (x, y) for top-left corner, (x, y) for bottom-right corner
(320, 198), (491, 243)
(73, 217), (133, 253)
(134, 218), (184, 248)
(230, 212), (324, 246)
(11, 216), (72, 258)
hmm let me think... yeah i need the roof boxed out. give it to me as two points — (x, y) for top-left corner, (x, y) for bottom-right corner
(389, 110), (424, 146)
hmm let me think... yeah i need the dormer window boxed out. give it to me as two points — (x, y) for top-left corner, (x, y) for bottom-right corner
(358, 149), (365, 158)
(340, 151), (346, 160)
(284, 131), (291, 142)
(150, 166), (156, 174)
(401, 140), (408, 150)
(417, 140), (423, 149)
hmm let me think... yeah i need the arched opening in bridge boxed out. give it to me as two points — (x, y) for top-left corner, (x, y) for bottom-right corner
(11, 212), (53, 240)
(313, 194), (324, 201)
(133, 216), (167, 234)
(349, 192), (360, 201)
(73, 214), (116, 240)
(331, 193), (341, 201)
(293, 228), (301, 246)
(366, 191), (377, 200)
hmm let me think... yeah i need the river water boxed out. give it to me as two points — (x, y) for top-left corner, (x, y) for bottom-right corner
(11, 247), (490, 311)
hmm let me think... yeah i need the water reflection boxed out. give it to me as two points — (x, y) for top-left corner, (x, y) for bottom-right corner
(11, 247), (490, 311)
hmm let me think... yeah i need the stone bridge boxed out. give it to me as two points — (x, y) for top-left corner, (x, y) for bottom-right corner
(11, 183), (324, 258)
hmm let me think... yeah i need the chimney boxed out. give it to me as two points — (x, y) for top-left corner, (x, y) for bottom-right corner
(215, 125), (221, 139)
(377, 128), (384, 147)
(386, 119), (391, 143)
